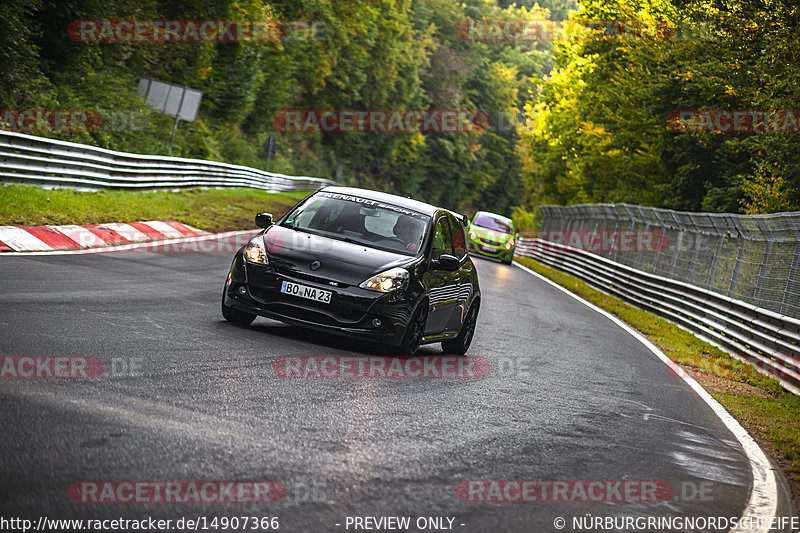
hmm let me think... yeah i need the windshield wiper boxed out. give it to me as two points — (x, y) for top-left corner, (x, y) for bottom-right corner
(330, 235), (367, 246)
(287, 225), (322, 237)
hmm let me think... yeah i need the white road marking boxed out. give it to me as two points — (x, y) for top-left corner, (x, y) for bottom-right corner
(0, 226), (52, 251)
(139, 220), (185, 238)
(513, 260), (778, 533)
(0, 230), (255, 256)
(100, 222), (150, 242)
(51, 224), (107, 248)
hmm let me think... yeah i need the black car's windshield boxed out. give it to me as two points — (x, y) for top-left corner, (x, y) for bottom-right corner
(474, 214), (512, 234)
(282, 192), (430, 255)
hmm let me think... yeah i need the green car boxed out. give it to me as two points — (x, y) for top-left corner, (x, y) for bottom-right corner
(467, 211), (517, 264)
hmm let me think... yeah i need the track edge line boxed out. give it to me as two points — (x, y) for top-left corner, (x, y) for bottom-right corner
(512, 260), (778, 533)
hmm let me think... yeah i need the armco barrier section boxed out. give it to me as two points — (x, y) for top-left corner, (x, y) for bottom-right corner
(0, 130), (332, 192)
(539, 204), (800, 319)
(516, 237), (800, 394)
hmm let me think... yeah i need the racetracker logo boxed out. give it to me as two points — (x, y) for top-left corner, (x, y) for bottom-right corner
(534, 230), (670, 253)
(0, 110), (104, 133)
(0, 356), (104, 378)
(456, 480), (673, 502)
(668, 110), (800, 133)
(273, 110), (490, 134)
(69, 481), (287, 503)
(68, 20), (283, 43)
(457, 19), (713, 42)
(273, 356), (491, 379)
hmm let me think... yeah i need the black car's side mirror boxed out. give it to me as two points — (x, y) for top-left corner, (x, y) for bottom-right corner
(255, 213), (273, 229)
(432, 254), (460, 272)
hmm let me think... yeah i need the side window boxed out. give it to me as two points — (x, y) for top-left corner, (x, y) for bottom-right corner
(431, 216), (452, 260)
(448, 216), (467, 259)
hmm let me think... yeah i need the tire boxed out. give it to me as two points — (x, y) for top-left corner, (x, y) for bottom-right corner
(442, 302), (479, 355)
(221, 287), (256, 325)
(399, 304), (428, 355)
(502, 257), (513, 265)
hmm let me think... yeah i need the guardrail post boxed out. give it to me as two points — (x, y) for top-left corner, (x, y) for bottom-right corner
(634, 223), (648, 269)
(687, 233), (702, 283)
(753, 218), (772, 308)
(669, 231), (684, 278)
(609, 205), (622, 262)
(728, 239), (746, 298)
(781, 241), (800, 315)
(755, 240), (773, 306)
(650, 209), (669, 275)
(706, 236), (725, 290)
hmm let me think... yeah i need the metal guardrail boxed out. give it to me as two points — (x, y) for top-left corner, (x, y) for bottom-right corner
(0, 130), (333, 192)
(539, 203), (800, 319)
(516, 237), (800, 394)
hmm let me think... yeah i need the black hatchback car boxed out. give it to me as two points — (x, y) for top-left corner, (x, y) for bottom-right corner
(222, 186), (481, 354)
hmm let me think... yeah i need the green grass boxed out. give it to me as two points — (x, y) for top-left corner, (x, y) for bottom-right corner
(0, 184), (310, 232)
(516, 256), (800, 489)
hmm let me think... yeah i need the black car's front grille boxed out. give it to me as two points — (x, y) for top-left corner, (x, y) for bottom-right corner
(274, 266), (350, 288)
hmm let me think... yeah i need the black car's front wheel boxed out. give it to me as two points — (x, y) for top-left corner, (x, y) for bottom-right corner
(399, 304), (428, 355)
(442, 302), (479, 355)
(221, 286), (256, 325)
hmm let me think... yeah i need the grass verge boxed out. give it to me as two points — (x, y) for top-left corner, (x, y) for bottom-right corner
(0, 184), (310, 232)
(516, 255), (800, 503)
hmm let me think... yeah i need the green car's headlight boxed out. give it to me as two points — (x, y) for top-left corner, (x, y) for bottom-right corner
(505, 238), (515, 249)
(244, 236), (268, 264)
(359, 267), (409, 293)
(469, 230), (477, 240)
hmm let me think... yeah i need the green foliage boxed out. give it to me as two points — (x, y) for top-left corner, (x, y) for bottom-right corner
(0, 0), (563, 217)
(521, 0), (800, 214)
(511, 205), (541, 232)
(4, 0), (797, 218)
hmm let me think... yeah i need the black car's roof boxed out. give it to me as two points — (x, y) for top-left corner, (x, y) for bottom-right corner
(319, 186), (441, 217)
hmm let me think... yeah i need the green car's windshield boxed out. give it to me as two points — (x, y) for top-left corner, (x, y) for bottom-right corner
(474, 214), (512, 234)
(282, 192), (430, 256)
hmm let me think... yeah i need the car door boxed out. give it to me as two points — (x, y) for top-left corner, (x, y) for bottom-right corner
(445, 214), (474, 332)
(423, 214), (460, 335)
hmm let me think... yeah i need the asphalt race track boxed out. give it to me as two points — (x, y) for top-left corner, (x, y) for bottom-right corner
(0, 233), (792, 532)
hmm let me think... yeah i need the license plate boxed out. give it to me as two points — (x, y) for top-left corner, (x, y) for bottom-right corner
(280, 280), (332, 304)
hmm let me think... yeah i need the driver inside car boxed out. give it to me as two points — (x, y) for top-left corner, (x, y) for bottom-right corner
(393, 215), (423, 253)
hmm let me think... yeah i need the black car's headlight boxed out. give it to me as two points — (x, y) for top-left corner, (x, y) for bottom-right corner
(244, 236), (268, 264)
(359, 267), (409, 293)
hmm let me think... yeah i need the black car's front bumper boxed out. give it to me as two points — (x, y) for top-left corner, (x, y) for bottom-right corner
(224, 252), (416, 345)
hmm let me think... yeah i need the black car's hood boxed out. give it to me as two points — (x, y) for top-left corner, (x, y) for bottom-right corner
(262, 226), (415, 286)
